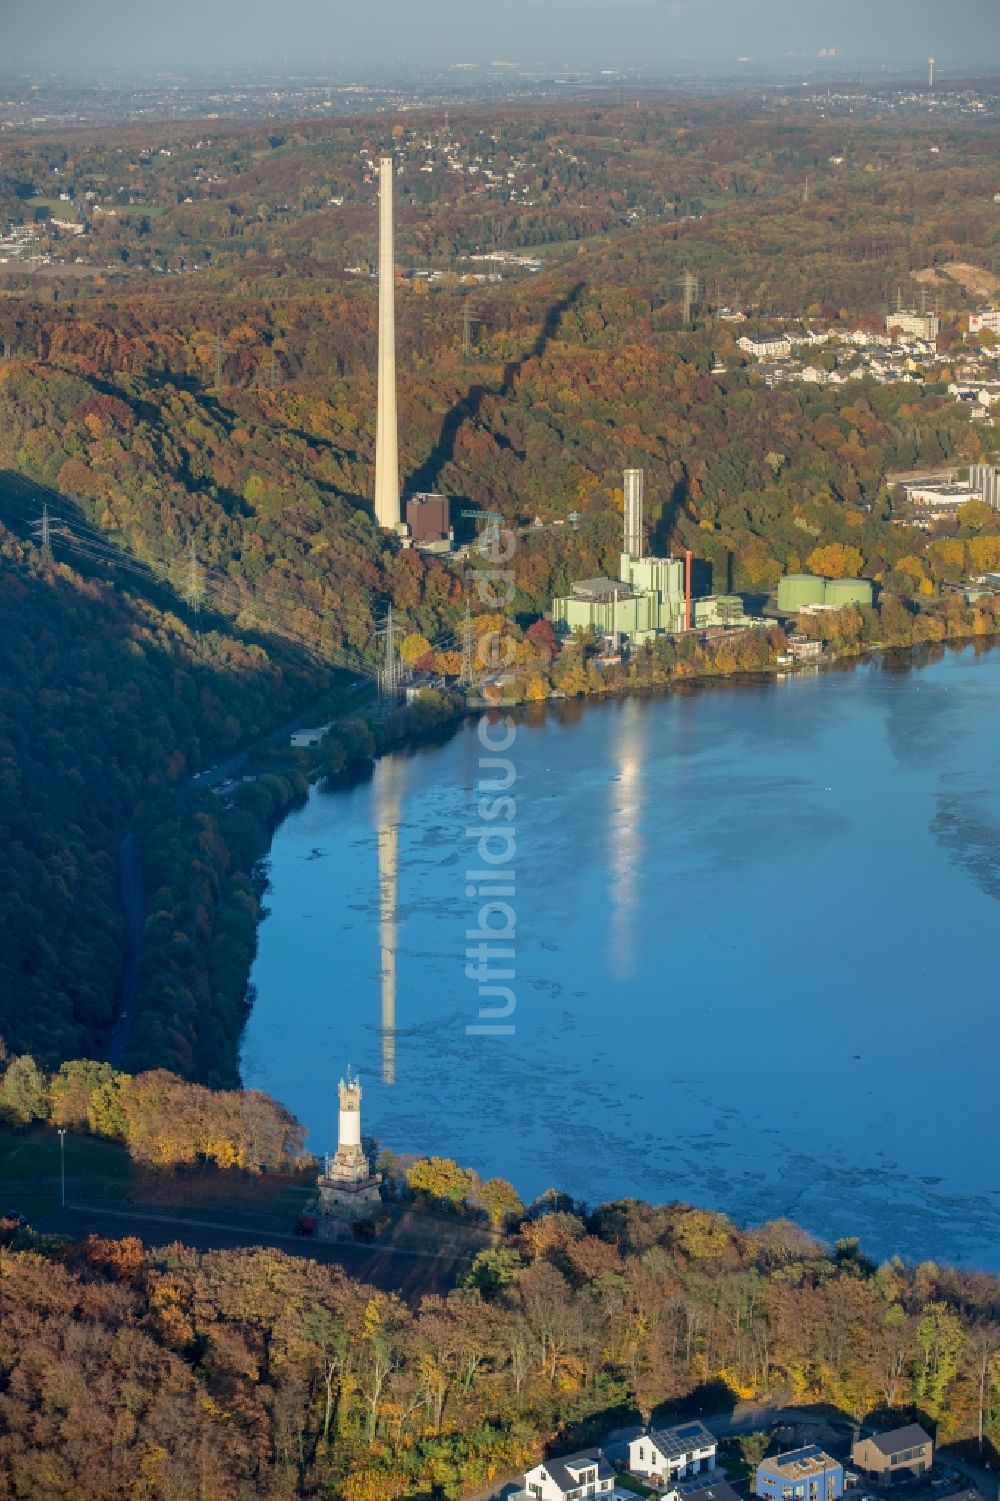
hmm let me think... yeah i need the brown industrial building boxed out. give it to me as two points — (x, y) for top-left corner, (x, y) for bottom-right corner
(851, 1425), (933, 1484)
(406, 492), (450, 543)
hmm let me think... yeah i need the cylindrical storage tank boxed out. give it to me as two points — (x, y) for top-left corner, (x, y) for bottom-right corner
(777, 573), (827, 611)
(824, 578), (873, 608)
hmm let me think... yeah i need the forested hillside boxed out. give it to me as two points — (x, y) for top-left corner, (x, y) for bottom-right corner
(0, 1194), (998, 1500)
(0, 525), (316, 1076)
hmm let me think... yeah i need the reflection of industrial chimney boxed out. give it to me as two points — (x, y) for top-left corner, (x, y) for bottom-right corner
(623, 468), (644, 559)
(375, 758), (403, 1086)
(374, 156), (400, 529)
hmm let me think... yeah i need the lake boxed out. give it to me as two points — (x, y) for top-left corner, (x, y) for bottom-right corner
(243, 644), (1000, 1268)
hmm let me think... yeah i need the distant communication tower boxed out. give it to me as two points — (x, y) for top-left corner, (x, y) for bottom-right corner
(928, 56), (935, 88)
(623, 468), (644, 560)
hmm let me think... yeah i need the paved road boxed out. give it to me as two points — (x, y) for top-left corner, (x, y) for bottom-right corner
(42, 1202), (467, 1301)
(192, 678), (372, 791)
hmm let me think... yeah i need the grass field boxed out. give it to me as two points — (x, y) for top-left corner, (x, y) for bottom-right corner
(0, 1125), (491, 1300)
(0, 1126), (133, 1222)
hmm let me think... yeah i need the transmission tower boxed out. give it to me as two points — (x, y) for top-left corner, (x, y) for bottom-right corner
(679, 269), (700, 325)
(32, 503), (53, 563)
(182, 537), (205, 626)
(215, 335), (224, 391)
(460, 603), (475, 686)
(462, 301), (473, 358)
(377, 605), (401, 700)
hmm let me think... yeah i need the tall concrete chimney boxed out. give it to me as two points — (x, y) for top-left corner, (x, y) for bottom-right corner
(374, 156), (400, 529)
(623, 468), (644, 559)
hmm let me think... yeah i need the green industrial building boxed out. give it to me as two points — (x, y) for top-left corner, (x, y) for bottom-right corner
(693, 594), (755, 628)
(776, 573), (873, 612)
(824, 577), (873, 607)
(776, 574), (828, 612)
(551, 550), (686, 643)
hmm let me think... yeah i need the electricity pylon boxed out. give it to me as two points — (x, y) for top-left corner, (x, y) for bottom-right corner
(182, 537), (205, 626)
(377, 605), (401, 699)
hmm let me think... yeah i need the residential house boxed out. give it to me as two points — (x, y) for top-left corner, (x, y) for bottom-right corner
(755, 1447), (843, 1501)
(851, 1425), (933, 1484)
(521, 1446), (617, 1500)
(629, 1420), (718, 1486)
(786, 634), (824, 661)
(676, 1475), (743, 1501)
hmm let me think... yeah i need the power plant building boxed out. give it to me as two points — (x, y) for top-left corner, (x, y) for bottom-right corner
(551, 563), (685, 642)
(551, 470), (688, 642)
(405, 492), (451, 544)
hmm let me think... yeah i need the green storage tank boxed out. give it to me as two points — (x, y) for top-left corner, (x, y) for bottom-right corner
(824, 578), (873, 608)
(777, 573), (827, 612)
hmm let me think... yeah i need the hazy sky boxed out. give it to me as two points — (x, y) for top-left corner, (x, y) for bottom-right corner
(6, 0), (1000, 74)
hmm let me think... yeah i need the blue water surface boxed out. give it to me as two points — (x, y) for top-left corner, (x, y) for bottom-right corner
(243, 645), (1000, 1267)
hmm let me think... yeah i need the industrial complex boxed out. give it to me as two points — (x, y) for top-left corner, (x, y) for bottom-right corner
(550, 466), (759, 649)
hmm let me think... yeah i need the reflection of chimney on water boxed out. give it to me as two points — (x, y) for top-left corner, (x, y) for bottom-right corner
(608, 694), (643, 980)
(375, 760), (403, 1085)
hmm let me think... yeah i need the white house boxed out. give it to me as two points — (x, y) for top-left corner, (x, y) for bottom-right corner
(629, 1420), (718, 1487)
(521, 1446), (617, 1500)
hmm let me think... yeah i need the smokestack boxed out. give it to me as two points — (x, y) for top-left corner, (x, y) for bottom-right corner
(374, 156), (400, 529)
(623, 468), (644, 559)
(928, 56), (934, 88)
(685, 549), (692, 631)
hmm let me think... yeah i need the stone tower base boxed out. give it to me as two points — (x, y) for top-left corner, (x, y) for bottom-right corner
(314, 1174), (383, 1232)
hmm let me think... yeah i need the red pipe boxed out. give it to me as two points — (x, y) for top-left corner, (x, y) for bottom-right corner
(685, 549), (692, 631)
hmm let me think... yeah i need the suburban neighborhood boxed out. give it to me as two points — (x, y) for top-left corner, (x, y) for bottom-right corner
(495, 1409), (991, 1501)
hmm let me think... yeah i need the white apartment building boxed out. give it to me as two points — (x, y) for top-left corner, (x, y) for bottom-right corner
(738, 334), (793, 359)
(885, 310), (939, 341)
(969, 309), (1000, 336)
